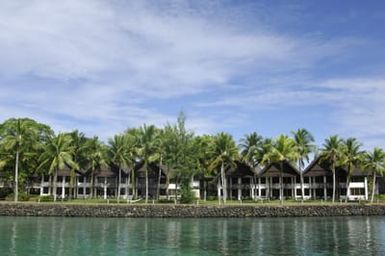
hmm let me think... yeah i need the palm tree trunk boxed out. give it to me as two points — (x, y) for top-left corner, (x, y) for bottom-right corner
(299, 161), (304, 203)
(203, 179), (207, 201)
(14, 150), (19, 202)
(221, 162), (227, 204)
(166, 174), (170, 200)
(157, 156), (162, 200)
(345, 174), (350, 203)
(371, 172), (376, 203)
(131, 169), (136, 199)
(53, 169), (58, 202)
(127, 170), (131, 202)
(91, 171), (95, 198)
(145, 163), (149, 204)
(280, 161), (284, 205)
(117, 167), (121, 203)
(332, 162), (336, 203)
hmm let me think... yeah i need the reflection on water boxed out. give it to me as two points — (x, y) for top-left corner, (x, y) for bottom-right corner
(0, 216), (384, 255)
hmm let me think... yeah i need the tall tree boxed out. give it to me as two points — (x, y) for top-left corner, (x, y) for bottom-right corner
(107, 134), (132, 203)
(262, 135), (298, 205)
(68, 130), (88, 198)
(292, 129), (315, 202)
(38, 133), (78, 202)
(320, 135), (343, 203)
(362, 148), (385, 202)
(0, 118), (51, 202)
(340, 138), (364, 203)
(239, 132), (264, 168)
(84, 136), (107, 198)
(136, 125), (159, 203)
(209, 132), (238, 204)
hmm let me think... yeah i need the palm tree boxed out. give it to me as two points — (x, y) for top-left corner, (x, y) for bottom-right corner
(137, 125), (158, 204)
(38, 133), (78, 202)
(68, 130), (88, 198)
(320, 135), (343, 203)
(362, 148), (385, 202)
(209, 132), (239, 204)
(239, 132), (264, 200)
(292, 129), (315, 202)
(107, 134), (132, 203)
(0, 118), (40, 202)
(340, 138), (364, 202)
(262, 135), (297, 205)
(84, 137), (106, 198)
(239, 132), (263, 168)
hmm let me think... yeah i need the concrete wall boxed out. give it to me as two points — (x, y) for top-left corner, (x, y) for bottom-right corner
(1, 203), (385, 218)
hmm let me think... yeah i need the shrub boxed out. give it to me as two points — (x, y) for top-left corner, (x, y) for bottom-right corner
(5, 193), (30, 201)
(180, 185), (196, 204)
(38, 195), (54, 202)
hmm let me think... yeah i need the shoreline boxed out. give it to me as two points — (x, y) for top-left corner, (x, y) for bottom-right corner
(1, 203), (385, 218)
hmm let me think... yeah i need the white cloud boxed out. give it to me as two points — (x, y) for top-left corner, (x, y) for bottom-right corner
(0, 0), (379, 146)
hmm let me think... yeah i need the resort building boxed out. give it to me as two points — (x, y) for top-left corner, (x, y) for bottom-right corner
(0, 158), (380, 201)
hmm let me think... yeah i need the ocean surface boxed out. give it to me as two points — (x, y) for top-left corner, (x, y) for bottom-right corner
(0, 216), (384, 255)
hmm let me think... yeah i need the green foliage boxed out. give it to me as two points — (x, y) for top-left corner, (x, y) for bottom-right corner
(6, 193), (30, 201)
(180, 183), (195, 204)
(38, 195), (54, 202)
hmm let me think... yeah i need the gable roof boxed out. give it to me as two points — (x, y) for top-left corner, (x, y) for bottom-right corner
(304, 156), (367, 177)
(259, 160), (300, 177)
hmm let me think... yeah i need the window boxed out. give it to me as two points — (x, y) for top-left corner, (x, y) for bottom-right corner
(296, 189), (302, 196)
(272, 177), (279, 183)
(78, 177), (84, 183)
(43, 187), (49, 194)
(78, 188), (84, 194)
(283, 177), (291, 183)
(304, 177), (310, 183)
(304, 189), (310, 196)
(315, 176), (324, 183)
(260, 177), (266, 184)
(350, 188), (365, 196)
(261, 189), (266, 196)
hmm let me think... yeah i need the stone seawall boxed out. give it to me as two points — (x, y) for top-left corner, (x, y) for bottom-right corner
(1, 203), (385, 218)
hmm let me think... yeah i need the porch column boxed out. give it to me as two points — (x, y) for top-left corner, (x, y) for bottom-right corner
(61, 176), (65, 199)
(40, 175), (44, 196)
(294, 177), (297, 199)
(237, 178), (241, 201)
(250, 178), (254, 200)
(364, 176), (368, 200)
(258, 178), (261, 199)
(217, 179), (221, 202)
(323, 176), (327, 200)
(83, 176), (87, 198)
(229, 178), (233, 199)
(279, 176), (282, 200)
(312, 177), (316, 199)
(270, 177), (273, 199)
(126, 175), (129, 199)
(291, 177), (294, 198)
(103, 177), (107, 200)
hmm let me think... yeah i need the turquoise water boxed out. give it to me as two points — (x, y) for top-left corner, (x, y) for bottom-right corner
(0, 216), (384, 255)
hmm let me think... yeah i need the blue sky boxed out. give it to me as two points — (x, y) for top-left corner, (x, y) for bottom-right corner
(1, 0), (385, 148)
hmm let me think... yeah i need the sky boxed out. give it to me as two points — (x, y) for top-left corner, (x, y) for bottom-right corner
(1, 0), (385, 148)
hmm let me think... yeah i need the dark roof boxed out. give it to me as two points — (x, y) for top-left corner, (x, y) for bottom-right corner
(304, 156), (367, 177)
(225, 161), (258, 177)
(259, 160), (300, 177)
(134, 161), (168, 178)
(95, 167), (116, 177)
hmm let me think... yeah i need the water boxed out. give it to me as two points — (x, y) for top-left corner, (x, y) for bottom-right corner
(0, 216), (384, 255)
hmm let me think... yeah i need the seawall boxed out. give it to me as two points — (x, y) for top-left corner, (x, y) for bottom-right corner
(1, 203), (385, 218)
